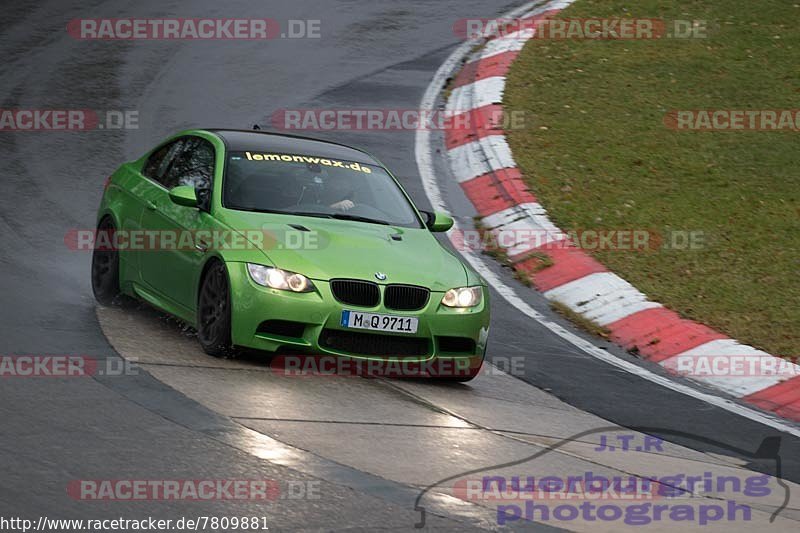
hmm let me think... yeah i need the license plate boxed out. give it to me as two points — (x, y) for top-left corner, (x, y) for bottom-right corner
(340, 310), (418, 334)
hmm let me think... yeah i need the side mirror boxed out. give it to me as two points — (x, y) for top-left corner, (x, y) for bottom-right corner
(168, 185), (198, 208)
(421, 210), (454, 232)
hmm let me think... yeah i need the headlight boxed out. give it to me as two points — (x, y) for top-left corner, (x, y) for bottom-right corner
(247, 264), (314, 292)
(441, 286), (482, 308)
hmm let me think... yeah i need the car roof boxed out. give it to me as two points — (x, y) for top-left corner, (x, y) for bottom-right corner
(207, 129), (382, 166)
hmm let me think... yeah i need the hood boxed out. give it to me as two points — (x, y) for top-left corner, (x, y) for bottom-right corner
(222, 211), (468, 291)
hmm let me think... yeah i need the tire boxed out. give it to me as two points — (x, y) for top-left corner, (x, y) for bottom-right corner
(197, 261), (233, 357)
(91, 217), (121, 305)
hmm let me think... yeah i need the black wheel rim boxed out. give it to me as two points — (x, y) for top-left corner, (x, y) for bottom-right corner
(199, 264), (228, 344)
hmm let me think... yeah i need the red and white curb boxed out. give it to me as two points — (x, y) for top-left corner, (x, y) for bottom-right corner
(436, 0), (800, 422)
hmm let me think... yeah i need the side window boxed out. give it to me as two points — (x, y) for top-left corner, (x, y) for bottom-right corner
(163, 137), (215, 210)
(142, 140), (184, 185)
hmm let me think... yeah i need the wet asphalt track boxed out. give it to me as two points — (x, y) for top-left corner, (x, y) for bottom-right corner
(1, 0), (800, 530)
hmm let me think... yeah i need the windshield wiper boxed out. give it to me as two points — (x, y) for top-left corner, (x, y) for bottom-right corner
(329, 213), (391, 225)
(285, 211), (335, 219)
(247, 210), (392, 226)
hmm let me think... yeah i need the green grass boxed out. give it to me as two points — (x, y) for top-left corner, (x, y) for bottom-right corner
(505, 0), (799, 357)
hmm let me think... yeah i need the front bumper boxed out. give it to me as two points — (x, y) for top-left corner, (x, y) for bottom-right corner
(227, 262), (490, 367)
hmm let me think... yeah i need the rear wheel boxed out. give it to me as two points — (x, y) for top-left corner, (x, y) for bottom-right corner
(91, 217), (121, 305)
(197, 261), (233, 357)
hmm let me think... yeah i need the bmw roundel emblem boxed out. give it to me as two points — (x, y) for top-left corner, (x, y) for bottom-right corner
(374, 272), (387, 281)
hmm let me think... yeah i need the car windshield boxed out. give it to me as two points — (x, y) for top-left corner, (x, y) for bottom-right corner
(223, 151), (423, 228)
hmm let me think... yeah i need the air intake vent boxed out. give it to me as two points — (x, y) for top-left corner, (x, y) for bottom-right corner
(384, 284), (429, 311)
(437, 336), (476, 354)
(320, 329), (429, 357)
(257, 320), (306, 338)
(330, 279), (380, 307)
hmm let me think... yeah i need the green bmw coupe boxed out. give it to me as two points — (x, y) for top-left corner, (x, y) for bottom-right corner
(92, 129), (489, 379)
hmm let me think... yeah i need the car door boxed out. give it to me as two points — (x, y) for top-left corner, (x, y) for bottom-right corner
(126, 139), (184, 284)
(138, 136), (215, 314)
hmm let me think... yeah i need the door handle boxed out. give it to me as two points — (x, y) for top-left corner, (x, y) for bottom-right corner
(146, 201), (157, 211)
(195, 240), (209, 253)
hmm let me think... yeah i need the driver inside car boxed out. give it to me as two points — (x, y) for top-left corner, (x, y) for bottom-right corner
(302, 163), (358, 211)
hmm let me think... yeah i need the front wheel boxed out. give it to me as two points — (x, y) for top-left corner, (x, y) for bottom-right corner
(91, 217), (121, 305)
(197, 261), (233, 357)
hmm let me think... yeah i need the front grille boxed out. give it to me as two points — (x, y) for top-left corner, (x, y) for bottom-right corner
(330, 279), (380, 307)
(437, 336), (476, 354)
(384, 284), (430, 311)
(320, 329), (429, 357)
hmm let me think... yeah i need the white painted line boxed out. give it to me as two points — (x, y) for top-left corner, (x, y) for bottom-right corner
(447, 136), (515, 183)
(543, 272), (663, 326)
(415, 0), (800, 438)
(446, 76), (505, 113)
